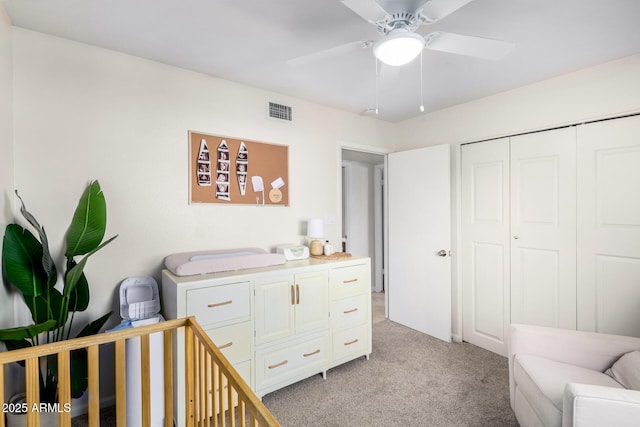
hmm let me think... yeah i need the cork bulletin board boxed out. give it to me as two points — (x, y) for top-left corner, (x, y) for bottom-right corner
(189, 131), (289, 206)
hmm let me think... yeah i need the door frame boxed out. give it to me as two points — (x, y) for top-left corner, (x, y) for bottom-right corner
(337, 142), (390, 316)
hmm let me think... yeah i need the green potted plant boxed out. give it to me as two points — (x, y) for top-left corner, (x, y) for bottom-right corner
(0, 180), (117, 407)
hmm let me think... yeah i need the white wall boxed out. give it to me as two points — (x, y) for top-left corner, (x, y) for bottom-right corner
(0, 5), (14, 330)
(396, 53), (640, 148)
(11, 28), (395, 330)
(344, 160), (374, 268)
(395, 53), (640, 341)
(0, 3), (16, 401)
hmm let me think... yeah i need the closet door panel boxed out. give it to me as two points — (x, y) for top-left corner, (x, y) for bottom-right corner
(510, 128), (577, 330)
(577, 115), (640, 337)
(462, 138), (510, 356)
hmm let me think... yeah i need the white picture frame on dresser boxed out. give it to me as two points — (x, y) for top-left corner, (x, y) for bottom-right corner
(162, 256), (372, 426)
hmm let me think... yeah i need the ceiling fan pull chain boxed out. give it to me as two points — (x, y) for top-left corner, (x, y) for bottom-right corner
(419, 50), (425, 113)
(375, 58), (380, 115)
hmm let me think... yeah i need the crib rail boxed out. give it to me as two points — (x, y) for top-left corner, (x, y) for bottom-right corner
(0, 317), (279, 427)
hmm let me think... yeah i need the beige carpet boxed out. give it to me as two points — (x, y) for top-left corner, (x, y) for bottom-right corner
(371, 291), (385, 325)
(262, 319), (518, 427)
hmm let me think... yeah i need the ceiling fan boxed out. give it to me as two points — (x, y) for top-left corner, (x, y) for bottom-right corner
(287, 0), (514, 67)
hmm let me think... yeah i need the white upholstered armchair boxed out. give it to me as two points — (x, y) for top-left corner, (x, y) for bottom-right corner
(508, 323), (640, 427)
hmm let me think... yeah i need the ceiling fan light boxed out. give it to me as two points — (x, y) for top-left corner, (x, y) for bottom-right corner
(373, 30), (425, 66)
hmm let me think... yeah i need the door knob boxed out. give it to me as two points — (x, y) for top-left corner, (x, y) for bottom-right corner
(437, 250), (448, 257)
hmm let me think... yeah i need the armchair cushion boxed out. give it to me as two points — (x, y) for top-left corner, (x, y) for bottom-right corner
(514, 354), (623, 427)
(604, 350), (640, 390)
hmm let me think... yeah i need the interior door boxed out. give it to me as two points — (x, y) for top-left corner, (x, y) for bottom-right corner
(461, 139), (510, 356)
(387, 144), (451, 342)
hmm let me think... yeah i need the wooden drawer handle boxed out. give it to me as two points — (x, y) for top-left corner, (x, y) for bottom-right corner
(344, 339), (359, 346)
(208, 300), (232, 308)
(296, 284), (300, 305)
(218, 342), (233, 350)
(343, 308), (359, 314)
(303, 349), (321, 358)
(268, 360), (288, 369)
(291, 285), (295, 305)
(343, 278), (358, 284)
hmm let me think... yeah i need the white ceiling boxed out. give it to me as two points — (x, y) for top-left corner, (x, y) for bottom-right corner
(5, 0), (640, 123)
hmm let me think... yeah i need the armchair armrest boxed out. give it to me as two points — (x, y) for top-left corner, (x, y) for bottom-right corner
(508, 324), (640, 404)
(563, 383), (640, 427)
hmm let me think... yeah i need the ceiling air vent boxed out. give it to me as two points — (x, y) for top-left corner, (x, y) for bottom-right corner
(267, 101), (293, 122)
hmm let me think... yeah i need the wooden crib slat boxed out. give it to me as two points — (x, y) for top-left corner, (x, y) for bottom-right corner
(163, 330), (174, 427)
(185, 324), (196, 427)
(141, 334), (151, 427)
(87, 345), (100, 427)
(199, 342), (206, 426)
(205, 352), (212, 427)
(219, 367), (226, 427)
(228, 375), (235, 427)
(115, 339), (127, 427)
(212, 363), (219, 427)
(0, 362), (5, 427)
(58, 350), (72, 427)
(25, 357), (40, 427)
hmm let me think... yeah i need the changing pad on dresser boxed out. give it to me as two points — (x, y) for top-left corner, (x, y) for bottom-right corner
(164, 247), (286, 276)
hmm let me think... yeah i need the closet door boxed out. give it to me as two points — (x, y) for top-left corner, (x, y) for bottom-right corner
(577, 115), (640, 337)
(461, 138), (510, 356)
(510, 128), (577, 329)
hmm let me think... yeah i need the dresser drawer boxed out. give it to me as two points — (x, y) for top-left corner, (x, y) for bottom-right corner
(255, 333), (328, 390)
(330, 264), (369, 299)
(187, 281), (251, 327)
(206, 321), (252, 364)
(332, 324), (369, 362)
(331, 294), (369, 329)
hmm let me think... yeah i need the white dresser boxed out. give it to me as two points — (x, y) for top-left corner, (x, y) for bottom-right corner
(161, 256), (372, 422)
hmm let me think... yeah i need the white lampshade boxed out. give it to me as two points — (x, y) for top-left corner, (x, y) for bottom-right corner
(373, 29), (425, 66)
(307, 218), (324, 239)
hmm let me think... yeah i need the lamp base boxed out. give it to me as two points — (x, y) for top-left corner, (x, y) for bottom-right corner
(309, 239), (323, 256)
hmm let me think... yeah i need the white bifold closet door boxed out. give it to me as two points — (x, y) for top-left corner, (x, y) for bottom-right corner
(462, 128), (577, 356)
(510, 128), (577, 330)
(577, 115), (640, 337)
(461, 138), (511, 356)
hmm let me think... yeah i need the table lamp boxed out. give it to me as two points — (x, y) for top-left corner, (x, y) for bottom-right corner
(307, 218), (324, 256)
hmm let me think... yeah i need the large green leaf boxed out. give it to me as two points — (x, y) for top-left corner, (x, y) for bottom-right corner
(15, 190), (56, 280)
(75, 312), (112, 338)
(2, 224), (48, 297)
(67, 265), (90, 312)
(65, 181), (107, 258)
(63, 234), (117, 298)
(0, 320), (56, 341)
(69, 348), (88, 398)
(23, 289), (64, 328)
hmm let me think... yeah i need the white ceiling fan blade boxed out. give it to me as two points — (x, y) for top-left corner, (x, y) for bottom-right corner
(286, 40), (372, 67)
(424, 31), (514, 60)
(420, 0), (475, 23)
(341, 0), (389, 24)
